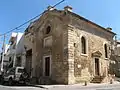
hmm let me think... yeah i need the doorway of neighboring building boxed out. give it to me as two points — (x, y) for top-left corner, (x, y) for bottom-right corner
(26, 49), (32, 76)
(95, 58), (100, 76)
(43, 56), (51, 76)
(16, 56), (21, 66)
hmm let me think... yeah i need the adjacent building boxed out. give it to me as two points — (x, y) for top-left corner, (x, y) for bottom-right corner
(111, 40), (120, 77)
(0, 44), (10, 72)
(7, 32), (23, 68)
(15, 35), (26, 67)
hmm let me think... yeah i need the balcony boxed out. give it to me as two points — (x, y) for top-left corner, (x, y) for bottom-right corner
(7, 45), (16, 56)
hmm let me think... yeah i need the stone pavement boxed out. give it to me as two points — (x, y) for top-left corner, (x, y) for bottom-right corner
(33, 81), (120, 90)
(1, 82), (120, 90)
(1, 80), (120, 90)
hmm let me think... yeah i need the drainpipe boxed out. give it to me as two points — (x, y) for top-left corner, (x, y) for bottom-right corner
(1, 35), (6, 72)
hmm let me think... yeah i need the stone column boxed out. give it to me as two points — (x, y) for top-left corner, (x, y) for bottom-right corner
(67, 25), (75, 84)
(31, 34), (36, 78)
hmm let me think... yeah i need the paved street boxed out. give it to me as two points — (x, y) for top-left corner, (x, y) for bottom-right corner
(48, 83), (120, 90)
(1, 83), (120, 90)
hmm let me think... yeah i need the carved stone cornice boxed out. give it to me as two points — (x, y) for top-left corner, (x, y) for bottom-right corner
(92, 50), (102, 57)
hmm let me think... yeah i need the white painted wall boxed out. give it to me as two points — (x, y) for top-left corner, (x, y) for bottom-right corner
(16, 34), (25, 54)
(7, 32), (24, 67)
(4, 44), (10, 61)
(16, 33), (24, 45)
(16, 34), (26, 67)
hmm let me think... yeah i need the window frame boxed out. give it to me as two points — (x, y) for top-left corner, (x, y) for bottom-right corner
(104, 43), (108, 59)
(81, 36), (86, 54)
(43, 36), (52, 47)
(80, 35), (88, 56)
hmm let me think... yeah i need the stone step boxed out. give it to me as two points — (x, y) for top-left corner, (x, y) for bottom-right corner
(91, 76), (105, 83)
(39, 77), (52, 85)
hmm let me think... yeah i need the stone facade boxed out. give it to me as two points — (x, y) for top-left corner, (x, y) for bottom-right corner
(26, 7), (115, 84)
(24, 26), (34, 77)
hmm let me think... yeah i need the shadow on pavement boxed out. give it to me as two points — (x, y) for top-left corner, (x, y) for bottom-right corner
(0, 82), (47, 89)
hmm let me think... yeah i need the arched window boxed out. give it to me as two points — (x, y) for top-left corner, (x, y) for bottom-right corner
(81, 36), (86, 54)
(46, 26), (51, 34)
(104, 44), (108, 58)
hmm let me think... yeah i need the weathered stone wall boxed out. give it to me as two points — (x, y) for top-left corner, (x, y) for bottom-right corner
(30, 10), (114, 84)
(32, 11), (70, 84)
(67, 25), (75, 84)
(66, 14), (113, 83)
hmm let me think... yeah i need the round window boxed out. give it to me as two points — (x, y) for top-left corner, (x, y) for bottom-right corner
(46, 26), (51, 34)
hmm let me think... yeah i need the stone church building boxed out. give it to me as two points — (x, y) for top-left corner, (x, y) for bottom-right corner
(25, 6), (116, 84)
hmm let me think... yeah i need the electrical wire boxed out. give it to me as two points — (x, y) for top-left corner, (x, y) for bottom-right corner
(0, 0), (65, 37)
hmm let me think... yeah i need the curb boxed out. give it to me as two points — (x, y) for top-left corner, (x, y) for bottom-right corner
(27, 84), (48, 89)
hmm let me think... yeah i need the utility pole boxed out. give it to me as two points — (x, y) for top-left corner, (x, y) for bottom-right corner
(1, 34), (6, 72)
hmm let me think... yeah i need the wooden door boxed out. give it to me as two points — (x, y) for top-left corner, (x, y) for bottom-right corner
(95, 58), (100, 76)
(44, 57), (50, 76)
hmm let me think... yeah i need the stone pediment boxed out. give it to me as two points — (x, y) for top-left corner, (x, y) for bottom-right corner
(92, 51), (102, 57)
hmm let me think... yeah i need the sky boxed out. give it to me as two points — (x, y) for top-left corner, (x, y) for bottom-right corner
(0, 0), (120, 49)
